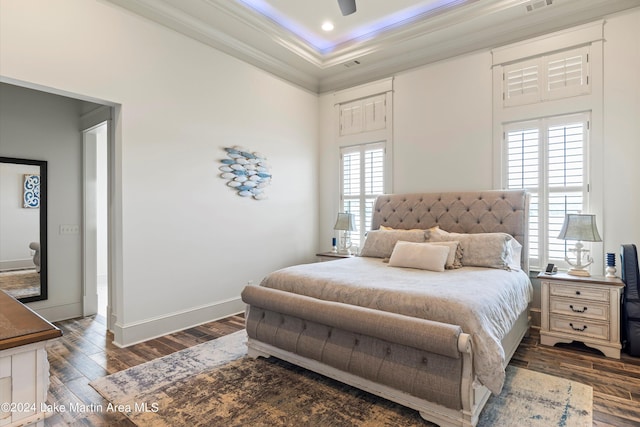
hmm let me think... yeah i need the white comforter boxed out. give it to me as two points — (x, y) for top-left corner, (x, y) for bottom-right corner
(259, 256), (532, 394)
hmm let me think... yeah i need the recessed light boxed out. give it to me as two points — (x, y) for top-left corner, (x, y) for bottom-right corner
(322, 21), (334, 32)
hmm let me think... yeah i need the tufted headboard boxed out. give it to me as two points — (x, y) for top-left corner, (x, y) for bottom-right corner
(371, 190), (530, 271)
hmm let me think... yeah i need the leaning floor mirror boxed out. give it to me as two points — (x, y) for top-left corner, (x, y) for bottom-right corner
(0, 157), (48, 302)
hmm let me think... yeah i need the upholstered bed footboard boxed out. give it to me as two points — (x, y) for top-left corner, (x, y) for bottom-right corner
(242, 285), (468, 410)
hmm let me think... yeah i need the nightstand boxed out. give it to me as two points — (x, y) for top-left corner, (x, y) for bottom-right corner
(315, 252), (354, 262)
(539, 272), (624, 359)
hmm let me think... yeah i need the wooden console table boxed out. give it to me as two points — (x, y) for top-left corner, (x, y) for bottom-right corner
(0, 290), (62, 427)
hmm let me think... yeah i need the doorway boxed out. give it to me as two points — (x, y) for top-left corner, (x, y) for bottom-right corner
(83, 121), (109, 319)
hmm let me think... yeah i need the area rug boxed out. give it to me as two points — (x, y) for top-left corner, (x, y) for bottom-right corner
(0, 270), (40, 298)
(90, 331), (592, 427)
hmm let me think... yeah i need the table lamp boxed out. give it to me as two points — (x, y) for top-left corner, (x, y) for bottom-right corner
(557, 213), (601, 276)
(334, 213), (356, 255)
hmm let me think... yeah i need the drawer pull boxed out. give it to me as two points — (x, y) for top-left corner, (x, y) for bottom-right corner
(569, 323), (587, 332)
(570, 305), (587, 313)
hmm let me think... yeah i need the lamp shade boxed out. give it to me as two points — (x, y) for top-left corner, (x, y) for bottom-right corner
(557, 214), (602, 242)
(334, 212), (356, 231)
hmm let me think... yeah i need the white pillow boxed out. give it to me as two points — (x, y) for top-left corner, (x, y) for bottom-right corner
(388, 242), (450, 272)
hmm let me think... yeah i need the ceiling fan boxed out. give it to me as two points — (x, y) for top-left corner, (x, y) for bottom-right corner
(338, 0), (356, 16)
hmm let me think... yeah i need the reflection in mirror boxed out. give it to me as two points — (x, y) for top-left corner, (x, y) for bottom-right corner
(0, 157), (47, 302)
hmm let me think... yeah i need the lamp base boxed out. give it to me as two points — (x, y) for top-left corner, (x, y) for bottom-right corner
(567, 268), (591, 277)
(605, 266), (617, 278)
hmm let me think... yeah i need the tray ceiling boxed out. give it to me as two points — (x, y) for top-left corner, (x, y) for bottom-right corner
(107, 0), (640, 93)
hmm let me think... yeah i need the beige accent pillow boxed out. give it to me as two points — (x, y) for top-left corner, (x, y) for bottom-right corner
(388, 242), (450, 272)
(426, 227), (515, 270)
(359, 229), (426, 258)
(427, 241), (463, 269)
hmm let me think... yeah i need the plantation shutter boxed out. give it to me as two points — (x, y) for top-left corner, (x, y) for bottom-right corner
(362, 94), (386, 132)
(502, 46), (590, 107)
(340, 94), (387, 136)
(506, 124), (540, 265)
(503, 59), (540, 107)
(546, 46), (590, 100)
(505, 113), (588, 270)
(546, 117), (587, 263)
(341, 142), (385, 248)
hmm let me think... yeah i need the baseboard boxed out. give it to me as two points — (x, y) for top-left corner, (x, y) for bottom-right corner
(111, 297), (246, 347)
(0, 259), (36, 271)
(30, 302), (83, 323)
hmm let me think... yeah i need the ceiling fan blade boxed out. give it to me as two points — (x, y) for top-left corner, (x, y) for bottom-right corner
(337, 0), (356, 16)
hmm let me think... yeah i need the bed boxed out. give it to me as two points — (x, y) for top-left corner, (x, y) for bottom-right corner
(241, 190), (531, 426)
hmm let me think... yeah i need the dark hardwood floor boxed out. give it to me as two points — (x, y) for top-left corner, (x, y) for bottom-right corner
(44, 315), (640, 426)
(512, 331), (640, 427)
(44, 314), (245, 426)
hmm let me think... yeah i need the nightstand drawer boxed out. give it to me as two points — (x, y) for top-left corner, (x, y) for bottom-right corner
(549, 297), (609, 321)
(549, 282), (609, 303)
(549, 315), (609, 341)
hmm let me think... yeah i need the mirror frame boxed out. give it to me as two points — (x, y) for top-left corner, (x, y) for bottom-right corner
(0, 156), (48, 303)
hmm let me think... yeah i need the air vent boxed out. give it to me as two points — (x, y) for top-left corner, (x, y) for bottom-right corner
(526, 0), (553, 12)
(343, 60), (361, 68)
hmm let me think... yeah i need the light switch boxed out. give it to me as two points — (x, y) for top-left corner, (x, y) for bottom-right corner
(59, 224), (80, 235)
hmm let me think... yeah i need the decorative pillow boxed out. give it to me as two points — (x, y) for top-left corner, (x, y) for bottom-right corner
(359, 229), (426, 258)
(427, 241), (463, 269)
(426, 228), (515, 270)
(388, 242), (450, 272)
(507, 238), (523, 271)
(424, 225), (447, 240)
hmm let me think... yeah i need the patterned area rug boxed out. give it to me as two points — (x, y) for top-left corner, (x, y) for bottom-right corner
(0, 270), (40, 298)
(91, 331), (592, 427)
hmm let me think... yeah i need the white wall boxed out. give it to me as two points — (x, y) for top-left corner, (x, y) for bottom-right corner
(0, 84), (86, 316)
(394, 51), (494, 192)
(0, 0), (319, 346)
(602, 10), (640, 254)
(0, 162), (40, 270)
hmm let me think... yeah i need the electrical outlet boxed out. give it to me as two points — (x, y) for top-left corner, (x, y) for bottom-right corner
(247, 280), (253, 286)
(59, 224), (80, 235)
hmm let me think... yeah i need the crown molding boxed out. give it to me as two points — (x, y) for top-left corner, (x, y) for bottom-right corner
(106, 0), (640, 93)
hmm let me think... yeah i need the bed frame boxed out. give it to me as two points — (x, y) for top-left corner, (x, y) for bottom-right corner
(241, 190), (530, 427)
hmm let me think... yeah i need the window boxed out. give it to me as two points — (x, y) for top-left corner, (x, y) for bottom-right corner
(502, 46), (590, 107)
(334, 80), (393, 252)
(340, 142), (385, 249)
(504, 113), (589, 270)
(494, 23), (603, 272)
(339, 94), (386, 135)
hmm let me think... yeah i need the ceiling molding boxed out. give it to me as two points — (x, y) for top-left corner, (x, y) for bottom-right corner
(106, 0), (640, 93)
(203, 0), (326, 67)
